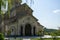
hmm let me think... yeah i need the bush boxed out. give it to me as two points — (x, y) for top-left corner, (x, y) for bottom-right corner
(0, 33), (4, 40)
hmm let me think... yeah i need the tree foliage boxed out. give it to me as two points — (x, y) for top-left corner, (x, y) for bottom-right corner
(0, 33), (4, 40)
(49, 30), (60, 36)
(0, 0), (7, 13)
(0, 0), (1, 7)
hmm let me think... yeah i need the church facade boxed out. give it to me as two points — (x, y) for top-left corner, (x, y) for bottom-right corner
(0, 0), (44, 36)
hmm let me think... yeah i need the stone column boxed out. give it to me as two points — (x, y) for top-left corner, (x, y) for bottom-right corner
(23, 25), (25, 36)
(31, 27), (33, 36)
(5, 25), (8, 35)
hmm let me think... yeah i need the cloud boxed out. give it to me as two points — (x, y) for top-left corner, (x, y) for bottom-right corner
(53, 9), (60, 14)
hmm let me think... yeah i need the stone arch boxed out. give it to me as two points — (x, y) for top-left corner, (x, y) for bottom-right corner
(25, 23), (31, 36)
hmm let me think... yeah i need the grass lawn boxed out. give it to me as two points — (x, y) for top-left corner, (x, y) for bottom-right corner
(31, 38), (60, 40)
(6, 38), (60, 40)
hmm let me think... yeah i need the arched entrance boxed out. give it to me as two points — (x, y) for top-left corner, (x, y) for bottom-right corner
(25, 24), (31, 36)
(33, 27), (36, 36)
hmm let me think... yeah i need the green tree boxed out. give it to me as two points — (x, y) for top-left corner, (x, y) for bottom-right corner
(0, 0), (7, 14)
(50, 32), (58, 40)
(0, 0), (2, 14)
(56, 30), (60, 36)
(0, 0), (7, 20)
(50, 30), (60, 36)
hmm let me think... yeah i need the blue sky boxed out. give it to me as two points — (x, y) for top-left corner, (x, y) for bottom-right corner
(2, 0), (60, 29)
(22, 0), (60, 29)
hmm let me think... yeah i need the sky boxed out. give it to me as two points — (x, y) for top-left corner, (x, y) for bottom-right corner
(2, 0), (60, 29)
(33, 0), (60, 29)
(22, 0), (60, 29)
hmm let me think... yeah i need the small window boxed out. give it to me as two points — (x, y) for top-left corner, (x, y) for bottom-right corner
(12, 29), (14, 32)
(11, 26), (15, 32)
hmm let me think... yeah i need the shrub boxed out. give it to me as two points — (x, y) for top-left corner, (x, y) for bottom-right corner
(0, 33), (4, 40)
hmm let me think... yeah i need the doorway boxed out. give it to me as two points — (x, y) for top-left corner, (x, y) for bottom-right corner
(25, 24), (31, 36)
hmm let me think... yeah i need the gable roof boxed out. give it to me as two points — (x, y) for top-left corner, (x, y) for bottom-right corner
(4, 3), (33, 19)
(10, 3), (33, 14)
(4, 3), (38, 24)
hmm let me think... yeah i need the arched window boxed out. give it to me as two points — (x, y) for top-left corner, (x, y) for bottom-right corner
(10, 26), (15, 35)
(12, 28), (14, 32)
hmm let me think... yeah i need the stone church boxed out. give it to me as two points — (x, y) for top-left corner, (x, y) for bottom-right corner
(0, 0), (44, 36)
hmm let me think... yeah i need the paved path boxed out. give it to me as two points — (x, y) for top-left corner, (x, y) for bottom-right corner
(23, 38), (30, 40)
